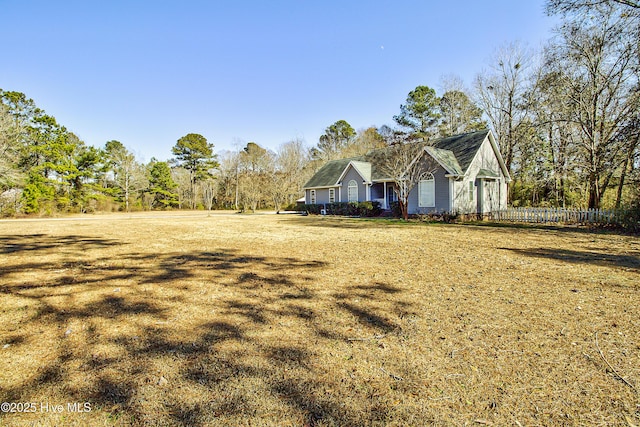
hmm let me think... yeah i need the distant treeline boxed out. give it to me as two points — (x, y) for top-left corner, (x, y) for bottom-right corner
(1, 0), (639, 217)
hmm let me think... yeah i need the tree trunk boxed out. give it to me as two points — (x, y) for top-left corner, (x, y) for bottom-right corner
(400, 200), (409, 220)
(588, 173), (600, 209)
(615, 150), (631, 209)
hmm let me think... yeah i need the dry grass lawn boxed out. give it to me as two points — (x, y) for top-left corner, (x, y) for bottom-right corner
(0, 211), (638, 426)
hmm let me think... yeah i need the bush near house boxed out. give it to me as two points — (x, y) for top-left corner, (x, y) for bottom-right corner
(300, 201), (382, 217)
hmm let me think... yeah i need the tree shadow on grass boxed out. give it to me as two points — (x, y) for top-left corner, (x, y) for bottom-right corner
(0, 234), (122, 254)
(499, 247), (640, 273)
(0, 234), (420, 426)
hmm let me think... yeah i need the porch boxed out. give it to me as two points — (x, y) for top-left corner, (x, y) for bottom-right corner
(370, 182), (397, 210)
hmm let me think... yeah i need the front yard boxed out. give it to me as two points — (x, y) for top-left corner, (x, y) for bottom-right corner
(1, 212), (638, 425)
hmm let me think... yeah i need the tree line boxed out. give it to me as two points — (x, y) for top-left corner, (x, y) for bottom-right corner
(1, 0), (638, 216)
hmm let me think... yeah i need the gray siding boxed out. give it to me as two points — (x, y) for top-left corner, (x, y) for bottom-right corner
(407, 165), (450, 214)
(306, 188), (336, 204)
(340, 166), (367, 202)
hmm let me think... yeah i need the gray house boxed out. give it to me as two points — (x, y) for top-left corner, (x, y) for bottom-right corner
(303, 130), (511, 215)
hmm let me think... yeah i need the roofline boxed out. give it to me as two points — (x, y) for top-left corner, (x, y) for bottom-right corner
(487, 130), (512, 182)
(424, 146), (458, 175)
(302, 185), (341, 190)
(335, 160), (370, 185)
(304, 178), (393, 190)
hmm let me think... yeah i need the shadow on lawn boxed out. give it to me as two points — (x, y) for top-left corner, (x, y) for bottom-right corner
(0, 233), (414, 426)
(500, 247), (640, 273)
(0, 234), (121, 254)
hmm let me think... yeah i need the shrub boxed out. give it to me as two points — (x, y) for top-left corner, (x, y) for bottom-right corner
(301, 201), (382, 217)
(389, 201), (402, 218)
(416, 211), (459, 223)
(618, 201), (640, 234)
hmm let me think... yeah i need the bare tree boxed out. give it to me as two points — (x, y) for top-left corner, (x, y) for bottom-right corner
(238, 142), (274, 212)
(340, 127), (387, 157)
(0, 104), (23, 190)
(105, 141), (147, 212)
(546, 0), (640, 15)
(171, 167), (191, 209)
(216, 150), (242, 210)
(274, 138), (311, 210)
(546, 2), (640, 208)
(378, 140), (430, 220)
(200, 178), (216, 211)
(474, 42), (537, 176)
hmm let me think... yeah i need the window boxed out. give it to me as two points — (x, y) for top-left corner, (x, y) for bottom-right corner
(310, 189), (316, 204)
(469, 181), (474, 201)
(418, 173), (435, 208)
(347, 180), (358, 202)
(329, 188), (335, 203)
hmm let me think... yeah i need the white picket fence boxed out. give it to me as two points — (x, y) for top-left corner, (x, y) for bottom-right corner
(492, 207), (621, 224)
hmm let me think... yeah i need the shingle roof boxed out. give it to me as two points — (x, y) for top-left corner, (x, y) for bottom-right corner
(303, 130), (493, 189)
(477, 168), (501, 178)
(424, 147), (463, 175)
(349, 161), (372, 182)
(432, 130), (489, 173)
(303, 158), (356, 188)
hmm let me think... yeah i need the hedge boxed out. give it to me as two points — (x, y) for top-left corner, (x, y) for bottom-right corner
(300, 201), (382, 217)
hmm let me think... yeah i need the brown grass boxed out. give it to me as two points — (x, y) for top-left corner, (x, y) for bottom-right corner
(0, 211), (639, 426)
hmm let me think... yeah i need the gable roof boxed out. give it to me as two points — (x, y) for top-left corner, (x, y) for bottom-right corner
(424, 147), (463, 176)
(303, 129), (507, 189)
(304, 158), (354, 188)
(431, 130), (489, 173)
(339, 160), (372, 183)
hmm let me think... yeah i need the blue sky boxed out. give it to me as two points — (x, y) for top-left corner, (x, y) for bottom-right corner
(2, 0), (557, 162)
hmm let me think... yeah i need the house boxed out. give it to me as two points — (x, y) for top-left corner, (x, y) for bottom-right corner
(303, 129), (511, 215)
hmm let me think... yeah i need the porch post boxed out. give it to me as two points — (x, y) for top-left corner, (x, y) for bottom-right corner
(383, 182), (387, 209)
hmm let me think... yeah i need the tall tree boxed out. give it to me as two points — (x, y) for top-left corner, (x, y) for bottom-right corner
(340, 127), (387, 157)
(216, 150), (242, 210)
(547, 0), (640, 14)
(104, 140), (146, 212)
(172, 133), (218, 209)
(439, 90), (487, 137)
(393, 85), (441, 139)
(238, 142), (274, 212)
(474, 42), (536, 176)
(147, 160), (178, 209)
(378, 140), (429, 220)
(274, 138), (311, 209)
(545, 2), (640, 208)
(0, 104), (23, 190)
(315, 120), (356, 161)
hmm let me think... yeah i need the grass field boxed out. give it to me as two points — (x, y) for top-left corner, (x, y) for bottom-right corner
(0, 212), (638, 426)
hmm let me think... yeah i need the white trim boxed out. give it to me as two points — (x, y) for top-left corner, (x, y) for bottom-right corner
(347, 180), (358, 202)
(449, 177), (455, 212)
(303, 185), (340, 190)
(469, 180), (474, 202)
(383, 182), (387, 209)
(310, 189), (316, 204)
(424, 146), (460, 176)
(329, 188), (335, 203)
(336, 161), (371, 186)
(487, 131), (511, 182)
(418, 172), (435, 208)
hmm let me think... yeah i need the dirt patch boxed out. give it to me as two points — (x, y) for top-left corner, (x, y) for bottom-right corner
(1, 213), (638, 426)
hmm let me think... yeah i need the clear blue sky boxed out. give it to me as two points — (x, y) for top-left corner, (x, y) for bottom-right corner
(2, 0), (557, 162)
